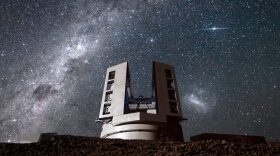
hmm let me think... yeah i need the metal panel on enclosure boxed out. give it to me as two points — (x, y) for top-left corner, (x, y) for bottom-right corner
(99, 62), (129, 119)
(152, 61), (182, 118)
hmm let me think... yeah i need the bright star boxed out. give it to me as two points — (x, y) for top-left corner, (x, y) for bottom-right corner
(77, 43), (83, 50)
(203, 27), (228, 31)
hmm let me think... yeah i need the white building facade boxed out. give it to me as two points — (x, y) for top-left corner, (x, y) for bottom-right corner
(98, 61), (184, 141)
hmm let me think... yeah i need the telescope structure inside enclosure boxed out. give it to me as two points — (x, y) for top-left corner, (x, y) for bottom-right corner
(98, 61), (184, 141)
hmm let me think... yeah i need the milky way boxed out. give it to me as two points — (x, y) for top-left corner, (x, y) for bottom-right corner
(0, 0), (280, 142)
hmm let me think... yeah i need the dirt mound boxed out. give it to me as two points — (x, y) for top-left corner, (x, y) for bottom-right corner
(0, 135), (280, 155)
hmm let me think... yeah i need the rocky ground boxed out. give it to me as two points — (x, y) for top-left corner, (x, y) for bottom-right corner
(0, 135), (280, 156)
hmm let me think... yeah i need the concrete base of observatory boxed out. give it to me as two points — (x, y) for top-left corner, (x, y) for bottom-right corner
(101, 123), (159, 140)
(100, 112), (161, 140)
(100, 112), (183, 141)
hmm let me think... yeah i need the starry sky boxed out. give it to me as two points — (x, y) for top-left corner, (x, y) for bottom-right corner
(0, 0), (280, 142)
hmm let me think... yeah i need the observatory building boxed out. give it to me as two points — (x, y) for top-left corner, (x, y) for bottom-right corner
(98, 61), (184, 141)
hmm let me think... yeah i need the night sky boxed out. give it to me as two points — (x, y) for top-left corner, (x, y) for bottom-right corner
(0, 0), (280, 143)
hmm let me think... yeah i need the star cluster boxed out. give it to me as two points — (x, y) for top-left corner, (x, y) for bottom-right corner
(0, 0), (280, 142)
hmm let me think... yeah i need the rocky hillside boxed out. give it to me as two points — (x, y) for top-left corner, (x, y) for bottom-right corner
(0, 135), (280, 155)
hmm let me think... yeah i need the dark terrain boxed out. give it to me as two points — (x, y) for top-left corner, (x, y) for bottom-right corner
(0, 135), (280, 155)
